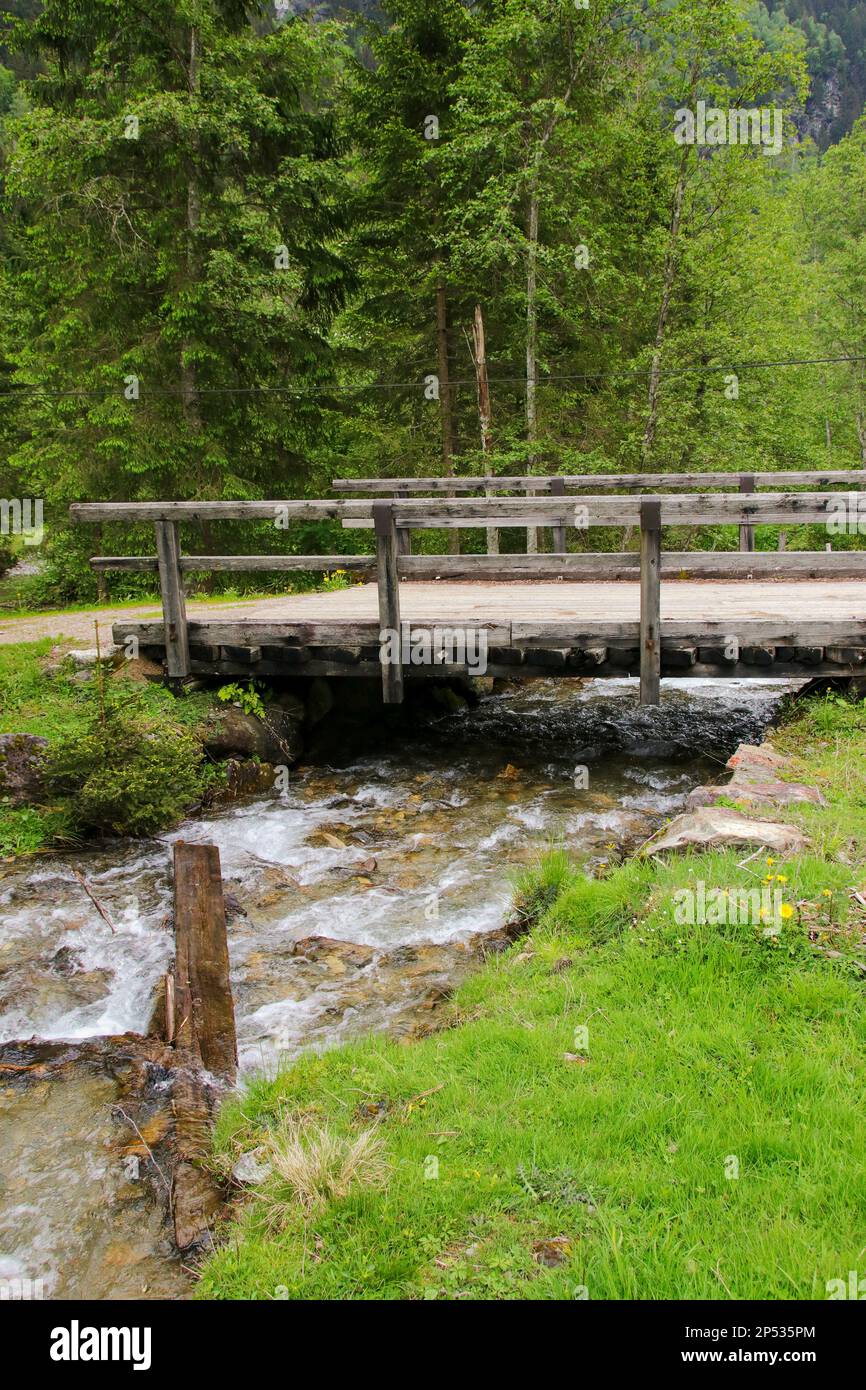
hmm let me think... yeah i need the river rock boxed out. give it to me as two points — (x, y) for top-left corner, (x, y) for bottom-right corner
(0, 732), (49, 806)
(686, 741), (827, 812)
(212, 759), (279, 803)
(202, 706), (303, 764)
(642, 807), (810, 857)
(687, 779), (825, 810)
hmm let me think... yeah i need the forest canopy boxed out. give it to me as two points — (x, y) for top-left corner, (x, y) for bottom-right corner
(0, 0), (864, 594)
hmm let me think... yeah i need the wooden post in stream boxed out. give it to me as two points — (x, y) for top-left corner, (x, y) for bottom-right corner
(169, 841), (237, 1250)
(639, 496), (662, 706)
(172, 842), (237, 1077)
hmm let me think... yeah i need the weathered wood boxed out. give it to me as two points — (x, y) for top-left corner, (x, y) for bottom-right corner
(374, 503), (404, 705)
(399, 552), (866, 579)
(342, 492), (866, 529)
(73, 490), (866, 531)
(332, 470), (866, 493)
(396, 487), (412, 557)
(154, 521), (190, 679)
(739, 474), (756, 553)
(91, 549), (866, 582)
(172, 842), (237, 1081)
(550, 477), (567, 553)
(639, 497), (662, 705)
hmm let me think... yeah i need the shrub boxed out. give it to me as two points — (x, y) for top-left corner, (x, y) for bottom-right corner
(47, 684), (206, 836)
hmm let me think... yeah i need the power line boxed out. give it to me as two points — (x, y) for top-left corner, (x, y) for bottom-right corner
(0, 354), (863, 400)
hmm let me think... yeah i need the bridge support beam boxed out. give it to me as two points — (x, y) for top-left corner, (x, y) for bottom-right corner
(374, 502), (404, 705)
(640, 497), (661, 706)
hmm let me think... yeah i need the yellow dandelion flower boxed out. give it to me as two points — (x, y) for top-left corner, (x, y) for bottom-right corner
(779, 903), (794, 920)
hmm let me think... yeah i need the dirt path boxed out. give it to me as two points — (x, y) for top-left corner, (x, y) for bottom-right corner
(0, 595), (299, 647)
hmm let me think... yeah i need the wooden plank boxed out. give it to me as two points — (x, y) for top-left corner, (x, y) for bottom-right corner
(333, 470), (866, 493)
(112, 618), (510, 647)
(154, 521), (190, 679)
(511, 619), (866, 646)
(172, 842), (237, 1080)
(374, 502), (403, 705)
(72, 490), (866, 529)
(91, 549), (866, 580)
(640, 497), (662, 705)
(342, 492), (866, 529)
(399, 552), (866, 579)
(93, 554), (375, 573)
(72, 500), (360, 523)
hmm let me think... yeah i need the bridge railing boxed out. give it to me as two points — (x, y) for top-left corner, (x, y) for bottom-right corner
(332, 469), (866, 554)
(71, 491), (866, 703)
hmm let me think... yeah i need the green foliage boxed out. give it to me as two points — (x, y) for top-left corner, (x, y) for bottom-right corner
(0, 1), (864, 603)
(47, 684), (208, 837)
(217, 679), (268, 719)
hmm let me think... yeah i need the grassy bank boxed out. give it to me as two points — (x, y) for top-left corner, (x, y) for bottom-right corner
(0, 640), (221, 855)
(199, 693), (866, 1301)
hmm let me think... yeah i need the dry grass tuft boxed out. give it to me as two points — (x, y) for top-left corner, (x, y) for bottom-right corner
(257, 1118), (389, 1227)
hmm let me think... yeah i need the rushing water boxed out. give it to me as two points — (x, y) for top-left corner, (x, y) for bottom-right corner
(0, 676), (798, 1298)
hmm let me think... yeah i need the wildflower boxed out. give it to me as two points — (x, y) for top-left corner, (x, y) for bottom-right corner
(766, 857), (775, 867)
(779, 903), (794, 920)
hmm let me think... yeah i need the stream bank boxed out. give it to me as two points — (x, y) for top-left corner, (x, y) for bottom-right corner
(0, 674), (801, 1297)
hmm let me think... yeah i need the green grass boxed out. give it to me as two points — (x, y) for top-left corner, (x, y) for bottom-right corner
(0, 640), (220, 854)
(198, 694), (866, 1301)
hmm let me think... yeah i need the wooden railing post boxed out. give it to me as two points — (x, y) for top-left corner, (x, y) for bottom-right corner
(396, 486), (412, 556)
(739, 473), (756, 552)
(155, 520), (190, 679)
(639, 496), (662, 706)
(374, 502), (404, 705)
(551, 477), (567, 553)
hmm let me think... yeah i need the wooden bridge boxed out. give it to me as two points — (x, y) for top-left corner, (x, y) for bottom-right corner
(70, 470), (866, 706)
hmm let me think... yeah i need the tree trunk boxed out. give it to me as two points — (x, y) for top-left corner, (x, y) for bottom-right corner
(182, 27), (214, 589)
(525, 178), (540, 555)
(641, 141), (690, 468)
(435, 277), (459, 555)
(471, 303), (498, 556)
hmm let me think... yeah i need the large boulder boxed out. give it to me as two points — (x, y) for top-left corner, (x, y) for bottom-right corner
(0, 733), (49, 806)
(202, 706), (303, 765)
(642, 807), (810, 858)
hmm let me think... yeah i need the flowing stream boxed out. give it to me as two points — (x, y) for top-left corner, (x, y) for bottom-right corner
(0, 676), (798, 1298)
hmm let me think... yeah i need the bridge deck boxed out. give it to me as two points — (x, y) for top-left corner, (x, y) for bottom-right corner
(114, 578), (866, 682)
